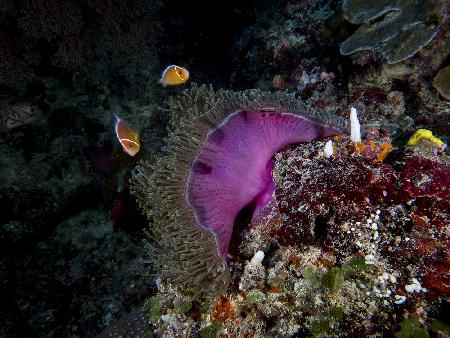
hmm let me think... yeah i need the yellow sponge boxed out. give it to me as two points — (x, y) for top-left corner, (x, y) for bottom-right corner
(406, 129), (444, 147)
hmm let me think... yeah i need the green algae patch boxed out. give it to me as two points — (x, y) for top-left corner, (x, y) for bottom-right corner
(201, 320), (222, 338)
(184, 286), (200, 296)
(430, 319), (450, 335)
(247, 290), (266, 305)
(321, 267), (344, 292)
(144, 330), (155, 338)
(311, 318), (331, 337)
(301, 264), (321, 287)
(144, 295), (167, 324)
(176, 300), (192, 315)
(341, 256), (367, 278)
(329, 307), (344, 322)
(395, 318), (429, 338)
(200, 300), (213, 314)
(311, 307), (345, 337)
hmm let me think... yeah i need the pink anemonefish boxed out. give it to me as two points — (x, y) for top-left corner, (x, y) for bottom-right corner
(114, 113), (140, 156)
(158, 65), (190, 87)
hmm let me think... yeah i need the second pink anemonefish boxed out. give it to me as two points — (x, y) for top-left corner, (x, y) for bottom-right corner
(114, 113), (140, 156)
(158, 65), (190, 87)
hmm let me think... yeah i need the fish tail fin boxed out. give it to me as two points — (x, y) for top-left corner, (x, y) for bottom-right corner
(157, 78), (166, 87)
(112, 112), (121, 121)
(113, 113), (121, 135)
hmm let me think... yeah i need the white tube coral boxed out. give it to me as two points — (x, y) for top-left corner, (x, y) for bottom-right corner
(350, 107), (361, 142)
(323, 140), (334, 158)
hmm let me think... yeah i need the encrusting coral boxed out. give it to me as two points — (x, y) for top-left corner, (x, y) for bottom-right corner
(131, 84), (349, 296)
(340, 0), (446, 64)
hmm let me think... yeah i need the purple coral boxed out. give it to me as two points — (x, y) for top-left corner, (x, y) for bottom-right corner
(188, 110), (340, 259)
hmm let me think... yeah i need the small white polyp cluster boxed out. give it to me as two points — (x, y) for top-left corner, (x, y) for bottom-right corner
(391, 278), (427, 305)
(323, 140), (334, 158)
(394, 295), (406, 305)
(250, 250), (265, 265)
(366, 210), (381, 242)
(405, 278), (427, 293)
(352, 211), (382, 262)
(239, 251), (265, 291)
(350, 107), (361, 143)
(160, 314), (182, 330)
(371, 271), (398, 300)
(364, 254), (376, 264)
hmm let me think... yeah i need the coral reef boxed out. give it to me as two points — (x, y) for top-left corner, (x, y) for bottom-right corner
(340, 0), (446, 64)
(142, 130), (449, 337)
(230, 0), (343, 91)
(131, 84), (349, 296)
(0, 1), (165, 328)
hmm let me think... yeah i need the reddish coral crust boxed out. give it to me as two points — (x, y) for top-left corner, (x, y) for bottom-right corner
(400, 157), (450, 198)
(269, 140), (449, 299)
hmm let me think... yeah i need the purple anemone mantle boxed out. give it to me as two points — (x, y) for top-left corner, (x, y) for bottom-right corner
(187, 109), (341, 260)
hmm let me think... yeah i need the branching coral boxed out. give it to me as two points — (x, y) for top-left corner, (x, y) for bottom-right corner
(131, 84), (348, 296)
(340, 0), (446, 64)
